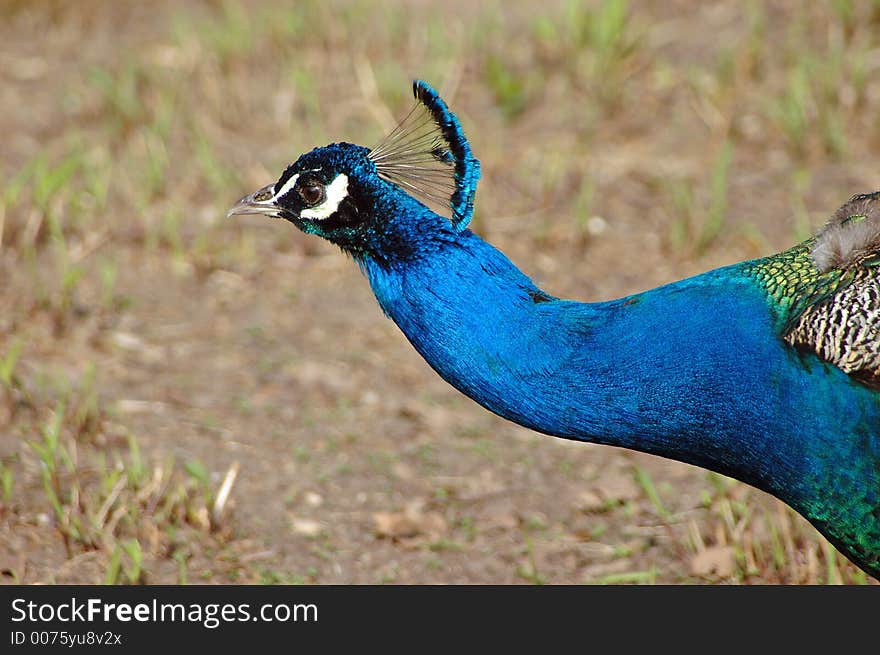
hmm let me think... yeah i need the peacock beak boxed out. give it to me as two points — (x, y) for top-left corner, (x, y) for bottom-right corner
(227, 183), (281, 219)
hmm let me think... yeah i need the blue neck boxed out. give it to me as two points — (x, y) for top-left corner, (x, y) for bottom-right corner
(363, 216), (873, 482)
(357, 209), (880, 574)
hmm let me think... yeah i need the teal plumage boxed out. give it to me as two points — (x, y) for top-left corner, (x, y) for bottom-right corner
(230, 81), (880, 580)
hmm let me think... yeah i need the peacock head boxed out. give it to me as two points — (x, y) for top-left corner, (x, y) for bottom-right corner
(228, 81), (481, 261)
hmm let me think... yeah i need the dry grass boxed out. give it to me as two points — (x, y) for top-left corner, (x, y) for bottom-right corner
(1, 0), (879, 584)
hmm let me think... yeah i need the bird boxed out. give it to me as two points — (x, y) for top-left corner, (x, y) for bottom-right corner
(229, 80), (880, 580)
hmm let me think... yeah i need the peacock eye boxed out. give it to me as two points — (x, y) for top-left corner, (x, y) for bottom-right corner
(297, 181), (325, 207)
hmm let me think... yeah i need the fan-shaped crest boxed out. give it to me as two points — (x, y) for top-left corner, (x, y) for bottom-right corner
(369, 80), (481, 230)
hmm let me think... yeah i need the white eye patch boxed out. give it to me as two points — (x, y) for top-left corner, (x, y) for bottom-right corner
(300, 174), (349, 221)
(272, 172), (300, 200)
(271, 167), (321, 202)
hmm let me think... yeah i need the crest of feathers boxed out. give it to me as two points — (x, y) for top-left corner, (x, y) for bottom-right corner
(369, 81), (481, 230)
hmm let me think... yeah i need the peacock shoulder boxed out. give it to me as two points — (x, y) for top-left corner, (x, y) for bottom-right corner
(744, 192), (880, 388)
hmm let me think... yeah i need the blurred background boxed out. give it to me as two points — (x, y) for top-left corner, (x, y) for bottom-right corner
(1, 0), (879, 584)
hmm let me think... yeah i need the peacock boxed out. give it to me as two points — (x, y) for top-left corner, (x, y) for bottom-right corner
(229, 80), (880, 580)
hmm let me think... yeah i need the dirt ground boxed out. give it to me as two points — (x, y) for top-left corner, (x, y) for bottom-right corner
(1, 1), (879, 584)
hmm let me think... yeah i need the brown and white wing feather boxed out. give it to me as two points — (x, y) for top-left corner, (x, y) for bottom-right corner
(784, 192), (880, 388)
(785, 270), (880, 387)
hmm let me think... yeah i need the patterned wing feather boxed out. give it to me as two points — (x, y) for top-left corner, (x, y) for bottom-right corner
(774, 192), (880, 387)
(784, 268), (880, 387)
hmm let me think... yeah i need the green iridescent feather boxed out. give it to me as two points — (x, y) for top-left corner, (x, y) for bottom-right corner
(743, 241), (852, 334)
